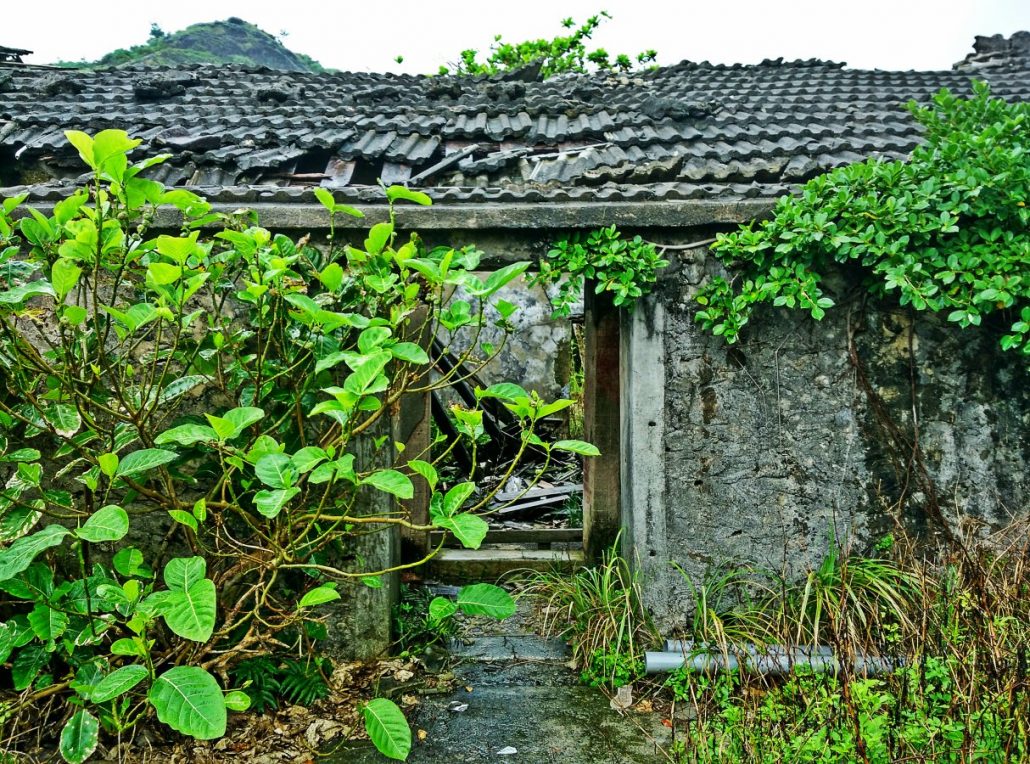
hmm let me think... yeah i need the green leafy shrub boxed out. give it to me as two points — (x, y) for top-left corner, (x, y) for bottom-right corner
(533, 225), (668, 317)
(438, 12), (657, 78)
(698, 83), (1029, 355)
(0, 130), (585, 760)
(581, 648), (643, 688)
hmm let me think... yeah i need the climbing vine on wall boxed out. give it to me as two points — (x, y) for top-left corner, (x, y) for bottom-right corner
(696, 82), (1029, 355)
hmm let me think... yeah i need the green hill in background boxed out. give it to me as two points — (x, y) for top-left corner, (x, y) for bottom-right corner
(56, 17), (327, 71)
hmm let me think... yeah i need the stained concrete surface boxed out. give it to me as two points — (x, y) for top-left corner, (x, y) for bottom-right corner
(330, 609), (671, 763)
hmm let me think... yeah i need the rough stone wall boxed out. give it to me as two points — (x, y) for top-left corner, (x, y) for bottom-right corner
(453, 274), (579, 400)
(629, 247), (1030, 632)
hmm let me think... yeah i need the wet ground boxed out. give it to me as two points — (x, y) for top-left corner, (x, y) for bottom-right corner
(330, 602), (672, 763)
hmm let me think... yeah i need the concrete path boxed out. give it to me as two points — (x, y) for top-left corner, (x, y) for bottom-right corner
(332, 608), (672, 762)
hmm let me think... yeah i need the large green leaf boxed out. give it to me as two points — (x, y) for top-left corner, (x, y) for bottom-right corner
(428, 597), (458, 625)
(115, 448), (177, 478)
(91, 664), (149, 703)
(456, 583), (516, 620)
(0, 622), (16, 663)
(64, 130), (95, 169)
(298, 583), (341, 609)
(59, 710), (99, 764)
(163, 556), (206, 591)
(149, 666), (226, 740)
(291, 446), (328, 474)
(443, 482), (476, 516)
(11, 644), (49, 690)
(481, 261), (530, 296)
(358, 326), (393, 353)
(51, 259), (82, 300)
(385, 185), (432, 207)
(363, 698), (412, 761)
(318, 262), (345, 291)
(76, 504), (129, 542)
(0, 448), (41, 464)
(158, 375), (209, 404)
(152, 557), (217, 640)
(253, 487), (300, 519)
(45, 403), (82, 438)
(390, 342), (430, 365)
(362, 470), (414, 500)
(159, 578), (217, 642)
(0, 281), (56, 304)
(92, 129), (140, 182)
(0, 524), (70, 581)
(407, 459), (438, 491)
(254, 453), (294, 489)
(27, 603), (69, 640)
(364, 222), (394, 256)
(436, 513), (489, 550)
(156, 423), (217, 446)
(221, 406), (265, 435)
(343, 351), (391, 396)
(476, 383), (529, 402)
(552, 439), (601, 456)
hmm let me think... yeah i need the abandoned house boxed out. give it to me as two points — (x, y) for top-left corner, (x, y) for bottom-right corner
(1, 32), (1027, 644)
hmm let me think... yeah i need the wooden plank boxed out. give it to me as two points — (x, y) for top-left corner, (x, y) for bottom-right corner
(494, 494), (568, 518)
(582, 287), (621, 563)
(430, 528), (582, 547)
(396, 307), (432, 561)
(429, 548), (585, 582)
(491, 483), (582, 505)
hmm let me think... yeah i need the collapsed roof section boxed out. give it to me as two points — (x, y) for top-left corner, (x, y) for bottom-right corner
(0, 34), (1027, 205)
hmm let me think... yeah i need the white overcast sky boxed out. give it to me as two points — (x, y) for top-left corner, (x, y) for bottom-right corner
(5, 0), (1029, 73)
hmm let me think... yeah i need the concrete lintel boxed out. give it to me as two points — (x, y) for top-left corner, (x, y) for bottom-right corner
(620, 296), (668, 608)
(21, 198), (771, 232)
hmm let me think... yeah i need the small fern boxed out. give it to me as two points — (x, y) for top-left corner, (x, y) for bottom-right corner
(279, 658), (331, 707)
(231, 657), (281, 714)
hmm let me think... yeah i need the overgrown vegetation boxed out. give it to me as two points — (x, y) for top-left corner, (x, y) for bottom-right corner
(532, 527), (1029, 761)
(523, 542), (658, 689)
(663, 527), (1030, 763)
(437, 12), (657, 78)
(698, 83), (1029, 355)
(0, 130), (595, 761)
(533, 225), (668, 317)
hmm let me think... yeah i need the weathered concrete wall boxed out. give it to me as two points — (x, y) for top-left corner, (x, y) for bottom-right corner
(626, 247), (1030, 632)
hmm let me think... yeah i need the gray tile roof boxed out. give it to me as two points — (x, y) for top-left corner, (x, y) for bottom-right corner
(1, 34), (1027, 205)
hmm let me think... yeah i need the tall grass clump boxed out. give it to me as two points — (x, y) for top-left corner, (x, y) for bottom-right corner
(522, 543), (659, 688)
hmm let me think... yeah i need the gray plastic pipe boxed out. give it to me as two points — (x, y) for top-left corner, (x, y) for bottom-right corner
(646, 640), (903, 676)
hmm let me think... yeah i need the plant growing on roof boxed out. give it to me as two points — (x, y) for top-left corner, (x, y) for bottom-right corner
(0, 130), (595, 761)
(696, 83), (1030, 355)
(437, 12), (657, 78)
(533, 225), (669, 317)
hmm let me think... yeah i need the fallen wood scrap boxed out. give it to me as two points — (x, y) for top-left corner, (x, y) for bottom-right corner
(488, 483), (582, 519)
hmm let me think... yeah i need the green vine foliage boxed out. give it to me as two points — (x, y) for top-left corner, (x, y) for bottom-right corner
(697, 83), (1029, 354)
(0, 131), (591, 760)
(534, 225), (668, 317)
(439, 12), (657, 78)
